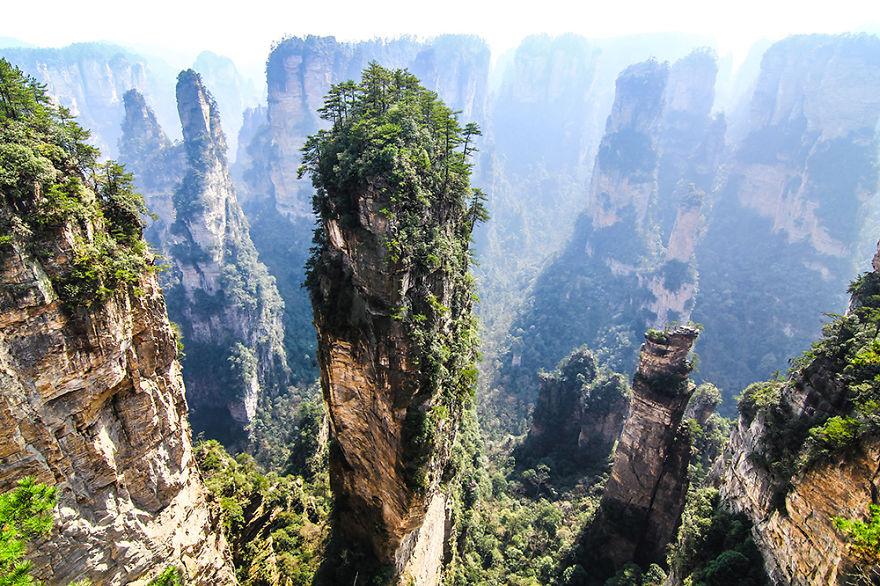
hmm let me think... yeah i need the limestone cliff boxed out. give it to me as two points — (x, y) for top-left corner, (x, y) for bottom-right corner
(0, 42), (178, 158)
(694, 33), (880, 396)
(302, 65), (483, 584)
(120, 73), (288, 447)
(504, 50), (722, 400)
(714, 249), (880, 584)
(0, 60), (235, 584)
(586, 326), (699, 577)
(522, 347), (630, 469)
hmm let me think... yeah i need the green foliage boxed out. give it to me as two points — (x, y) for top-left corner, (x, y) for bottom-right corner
(603, 562), (666, 586)
(667, 488), (769, 586)
(194, 440), (331, 586)
(834, 505), (880, 583)
(146, 567), (183, 586)
(0, 477), (57, 586)
(0, 58), (152, 307)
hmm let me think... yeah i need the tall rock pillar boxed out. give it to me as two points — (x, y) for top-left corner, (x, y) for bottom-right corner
(586, 326), (699, 576)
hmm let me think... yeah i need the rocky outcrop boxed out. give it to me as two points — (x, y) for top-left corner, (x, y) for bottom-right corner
(586, 326), (699, 575)
(693, 33), (880, 396)
(120, 73), (288, 447)
(119, 89), (185, 249)
(304, 68), (482, 583)
(191, 50), (261, 158)
(312, 186), (463, 581)
(0, 253), (236, 584)
(0, 42), (177, 158)
(234, 35), (491, 392)
(0, 65), (235, 582)
(522, 347), (629, 467)
(502, 51), (722, 405)
(718, 419), (879, 584)
(714, 248), (880, 584)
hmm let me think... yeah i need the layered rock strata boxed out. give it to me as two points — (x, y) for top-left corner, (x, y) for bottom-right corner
(588, 326), (700, 573)
(0, 66), (235, 582)
(120, 73), (288, 446)
(305, 68), (482, 584)
(715, 248), (880, 584)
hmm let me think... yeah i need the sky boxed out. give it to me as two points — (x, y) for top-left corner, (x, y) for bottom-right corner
(4, 0), (880, 77)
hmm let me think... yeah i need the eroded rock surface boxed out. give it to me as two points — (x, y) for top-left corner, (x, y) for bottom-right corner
(0, 208), (235, 585)
(587, 326), (699, 574)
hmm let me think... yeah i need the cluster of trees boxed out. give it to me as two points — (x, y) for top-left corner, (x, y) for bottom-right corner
(0, 58), (154, 307)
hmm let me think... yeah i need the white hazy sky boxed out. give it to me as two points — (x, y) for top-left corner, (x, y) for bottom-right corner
(5, 0), (880, 75)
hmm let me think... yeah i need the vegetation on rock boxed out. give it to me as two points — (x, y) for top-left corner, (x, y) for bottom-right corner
(0, 477), (56, 586)
(0, 58), (153, 307)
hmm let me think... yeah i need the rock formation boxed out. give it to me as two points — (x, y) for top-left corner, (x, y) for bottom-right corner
(586, 326), (700, 576)
(522, 347), (630, 468)
(233, 36), (490, 390)
(0, 60), (235, 584)
(715, 246), (880, 584)
(500, 51), (722, 429)
(0, 42), (178, 158)
(120, 73), (288, 447)
(303, 65), (483, 584)
(693, 33), (880, 396)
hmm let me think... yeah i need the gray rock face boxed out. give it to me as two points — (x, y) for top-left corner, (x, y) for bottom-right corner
(0, 43), (178, 158)
(120, 74), (288, 447)
(0, 183), (235, 585)
(694, 34), (880, 396)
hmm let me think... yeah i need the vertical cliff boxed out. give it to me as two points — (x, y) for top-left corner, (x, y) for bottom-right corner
(120, 73), (288, 447)
(0, 59), (235, 584)
(694, 33), (880, 397)
(586, 326), (699, 577)
(235, 36), (490, 391)
(521, 347), (630, 470)
(714, 246), (880, 584)
(0, 42), (179, 158)
(499, 51), (722, 431)
(301, 64), (484, 583)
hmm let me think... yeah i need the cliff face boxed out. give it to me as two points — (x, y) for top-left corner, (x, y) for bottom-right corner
(715, 249), (880, 584)
(502, 51), (722, 412)
(588, 327), (699, 574)
(523, 347), (630, 468)
(693, 34), (880, 396)
(0, 248), (235, 585)
(0, 42), (178, 158)
(234, 35), (490, 392)
(120, 74), (288, 446)
(0, 61), (235, 584)
(718, 418), (879, 584)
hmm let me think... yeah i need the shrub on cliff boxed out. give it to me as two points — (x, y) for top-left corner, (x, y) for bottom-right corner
(0, 58), (153, 307)
(0, 477), (56, 585)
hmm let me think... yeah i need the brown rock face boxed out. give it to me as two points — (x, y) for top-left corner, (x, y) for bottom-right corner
(715, 248), (880, 584)
(313, 185), (460, 577)
(587, 326), (699, 574)
(0, 221), (235, 583)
